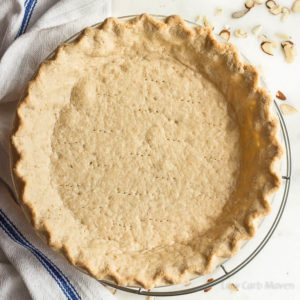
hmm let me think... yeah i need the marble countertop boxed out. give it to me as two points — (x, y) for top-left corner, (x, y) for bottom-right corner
(110, 1), (300, 299)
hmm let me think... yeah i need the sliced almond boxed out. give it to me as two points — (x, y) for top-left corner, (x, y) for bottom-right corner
(282, 45), (295, 62)
(266, 0), (276, 9)
(203, 16), (214, 30)
(292, 0), (300, 13)
(276, 90), (287, 100)
(229, 283), (239, 292)
(184, 281), (191, 287)
(245, 0), (255, 9)
(195, 15), (201, 23)
(215, 7), (223, 16)
(232, 8), (250, 18)
(281, 40), (294, 47)
(234, 29), (248, 38)
(275, 33), (291, 39)
(219, 29), (231, 41)
(281, 7), (290, 21)
(146, 296), (155, 300)
(261, 41), (274, 55)
(204, 278), (214, 293)
(280, 104), (298, 115)
(258, 34), (268, 42)
(104, 285), (117, 295)
(255, 0), (264, 4)
(268, 39), (278, 48)
(252, 25), (263, 35)
(269, 4), (282, 15)
(281, 41), (297, 63)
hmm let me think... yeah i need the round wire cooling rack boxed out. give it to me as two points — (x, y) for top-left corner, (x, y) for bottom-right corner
(8, 14), (291, 298)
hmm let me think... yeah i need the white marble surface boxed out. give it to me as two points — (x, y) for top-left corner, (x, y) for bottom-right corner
(110, 0), (300, 299)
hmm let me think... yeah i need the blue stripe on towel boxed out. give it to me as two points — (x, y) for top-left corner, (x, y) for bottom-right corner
(0, 209), (81, 300)
(22, 0), (38, 34)
(16, 0), (38, 38)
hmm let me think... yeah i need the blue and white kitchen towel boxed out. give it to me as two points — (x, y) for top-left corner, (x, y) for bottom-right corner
(0, 0), (118, 299)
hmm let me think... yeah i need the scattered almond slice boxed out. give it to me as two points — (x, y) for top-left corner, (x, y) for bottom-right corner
(245, 0), (255, 9)
(281, 41), (297, 63)
(215, 7), (223, 16)
(268, 39), (278, 48)
(269, 4), (282, 15)
(203, 16), (214, 30)
(276, 90), (287, 100)
(292, 0), (300, 13)
(229, 283), (239, 292)
(261, 41), (275, 55)
(255, 0), (264, 4)
(275, 33), (291, 39)
(204, 278), (214, 293)
(234, 29), (248, 38)
(266, 0), (276, 9)
(219, 29), (231, 41)
(232, 8), (250, 18)
(184, 281), (191, 287)
(280, 104), (298, 114)
(281, 7), (290, 21)
(258, 34), (268, 42)
(104, 285), (117, 295)
(146, 296), (155, 300)
(195, 15), (201, 23)
(252, 25), (263, 35)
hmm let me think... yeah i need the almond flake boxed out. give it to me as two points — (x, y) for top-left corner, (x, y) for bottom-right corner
(204, 278), (214, 292)
(255, 0), (264, 4)
(292, 0), (300, 13)
(184, 281), (191, 286)
(276, 90), (287, 100)
(232, 8), (250, 18)
(258, 34), (268, 42)
(215, 7), (223, 16)
(252, 25), (263, 35)
(280, 104), (298, 115)
(261, 41), (274, 55)
(266, 0), (276, 9)
(195, 15), (201, 23)
(269, 4), (282, 15)
(281, 7), (290, 21)
(245, 0), (255, 9)
(203, 16), (214, 30)
(219, 29), (231, 41)
(281, 41), (297, 63)
(104, 285), (117, 295)
(146, 296), (155, 300)
(275, 33), (291, 39)
(234, 29), (248, 38)
(230, 283), (239, 292)
(268, 39), (278, 48)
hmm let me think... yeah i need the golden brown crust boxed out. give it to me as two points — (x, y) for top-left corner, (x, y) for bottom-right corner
(11, 14), (282, 288)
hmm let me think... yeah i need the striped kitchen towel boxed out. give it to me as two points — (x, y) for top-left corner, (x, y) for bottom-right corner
(0, 1), (117, 299)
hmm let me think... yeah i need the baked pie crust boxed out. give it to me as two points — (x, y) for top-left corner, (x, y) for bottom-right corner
(11, 14), (282, 288)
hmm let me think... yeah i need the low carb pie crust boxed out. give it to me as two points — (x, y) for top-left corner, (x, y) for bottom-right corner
(11, 14), (282, 288)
